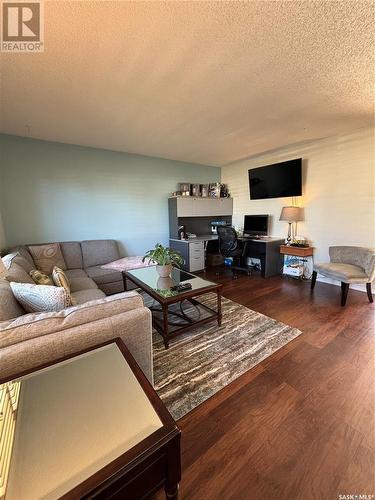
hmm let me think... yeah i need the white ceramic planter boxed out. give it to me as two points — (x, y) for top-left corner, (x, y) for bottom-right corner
(157, 276), (174, 290)
(156, 264), (173, 277)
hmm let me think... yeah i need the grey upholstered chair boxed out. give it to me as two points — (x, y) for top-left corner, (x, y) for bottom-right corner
(311, 246), (375, 306)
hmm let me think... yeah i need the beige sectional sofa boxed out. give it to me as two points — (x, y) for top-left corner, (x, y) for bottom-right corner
(28, 239), (124, 299)
(0, 240), (153, 383)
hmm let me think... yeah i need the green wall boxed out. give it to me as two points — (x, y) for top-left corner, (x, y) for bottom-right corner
(0, 135), (220, 254)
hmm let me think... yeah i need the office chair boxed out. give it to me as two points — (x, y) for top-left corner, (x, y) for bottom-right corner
(216, 226), (251, 278)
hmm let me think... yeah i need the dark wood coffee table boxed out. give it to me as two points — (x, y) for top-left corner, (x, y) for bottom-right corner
(123, 267), (223, 349)
(0, 339), (181, 499)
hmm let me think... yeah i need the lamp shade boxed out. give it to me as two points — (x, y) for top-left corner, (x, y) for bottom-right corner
(279, 206), (304, 222)
(0, 258), (7, 279)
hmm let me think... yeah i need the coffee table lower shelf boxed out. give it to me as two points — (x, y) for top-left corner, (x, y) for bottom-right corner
(123, 270), (223, 349)
(151, 295), (222, 349)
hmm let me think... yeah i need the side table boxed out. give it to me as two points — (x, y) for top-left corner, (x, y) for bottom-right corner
(280, 245), (314, 279)
(0, 339), (181, 500)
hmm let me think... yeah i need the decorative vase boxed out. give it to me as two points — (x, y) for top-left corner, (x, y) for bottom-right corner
(156, 264), (173, 277)
(157, 276), (174, 290)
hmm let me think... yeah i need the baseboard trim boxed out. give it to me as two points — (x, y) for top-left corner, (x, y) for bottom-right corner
(316, 275), (372, 294)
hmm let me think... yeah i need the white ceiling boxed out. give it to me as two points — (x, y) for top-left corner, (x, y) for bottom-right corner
(0, 1), (374, 166)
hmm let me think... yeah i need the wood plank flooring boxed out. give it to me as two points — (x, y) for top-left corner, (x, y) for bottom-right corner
(153, 270), (374, 500)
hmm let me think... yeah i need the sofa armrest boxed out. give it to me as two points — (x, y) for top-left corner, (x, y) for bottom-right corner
(0, 306), (153, 383)
(0, 291), (145, 350)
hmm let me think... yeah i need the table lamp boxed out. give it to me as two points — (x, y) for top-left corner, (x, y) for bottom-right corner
(279, 206), (304, 245)
(0, 257), (7, 279)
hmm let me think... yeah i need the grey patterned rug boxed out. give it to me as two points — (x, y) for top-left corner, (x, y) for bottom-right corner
(151, 293), (302, 420)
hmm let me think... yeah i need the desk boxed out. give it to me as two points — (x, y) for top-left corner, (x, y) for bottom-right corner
(170, 235), (284, 277)
(170, 235), (218, 243)
(170, 235), (217, 272)
(239, 237), (284, 278)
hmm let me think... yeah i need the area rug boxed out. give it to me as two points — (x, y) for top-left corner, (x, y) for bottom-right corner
(151, 293), (302, 420)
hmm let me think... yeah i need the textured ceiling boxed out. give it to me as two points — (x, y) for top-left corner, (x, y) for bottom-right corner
(0, 1), (374, 166)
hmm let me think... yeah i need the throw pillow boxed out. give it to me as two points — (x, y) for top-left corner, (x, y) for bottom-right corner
(28, 243), (67, 275)
(101, 256), (153, 272)
(30, 269), (54, 286)
(52, 266), (70, 292)
(2, 252), (35, 274)
(10, 282), (72, 313)
(3, 260), (35, 284)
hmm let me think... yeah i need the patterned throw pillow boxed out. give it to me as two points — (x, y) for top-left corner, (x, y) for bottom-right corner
(52, 266), (70, 293)
(28, 243), (67, 275)
(10, 282), (72, 313)
(30, 269), (54, 286)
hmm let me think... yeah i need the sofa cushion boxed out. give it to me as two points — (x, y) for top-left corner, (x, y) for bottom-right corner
(314, 263), (368, 283)
(60, 242), (83, 269)
(0, 280), (25, 321)
(85, 265), (122, 285)
(71, 289), (106, 304)
(28, 243), (67, 274)
(99, 281), (125, 295)
(52, 266), (71, 293)
(65, 269), (88, 279)
(10, 282), (73, 313)
(3, 258), (35, 284)
(30, 269), (54, 286)
(69, 277), (98, 293)
(3, 252), (35, 274)
(12, 246), (35, 269)
(81, 240), (120, 268)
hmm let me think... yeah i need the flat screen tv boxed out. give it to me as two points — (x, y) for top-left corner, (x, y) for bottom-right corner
(248, 158), (302, 200)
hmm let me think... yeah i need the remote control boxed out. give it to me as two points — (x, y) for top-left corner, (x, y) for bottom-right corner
(171, 283), (192, 292)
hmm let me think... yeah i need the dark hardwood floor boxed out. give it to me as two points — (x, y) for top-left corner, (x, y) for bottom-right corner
(154, 269), (374, 500)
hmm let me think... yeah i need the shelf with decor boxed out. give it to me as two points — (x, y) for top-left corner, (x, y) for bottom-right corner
(280, 245), (314, 279)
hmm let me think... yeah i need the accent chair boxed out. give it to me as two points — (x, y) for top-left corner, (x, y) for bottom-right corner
(311, 246), (375, 306)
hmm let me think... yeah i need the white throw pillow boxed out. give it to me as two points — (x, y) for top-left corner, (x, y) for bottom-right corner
(10, 282), (72, 313)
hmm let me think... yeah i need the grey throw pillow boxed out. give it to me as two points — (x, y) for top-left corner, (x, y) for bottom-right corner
(2, 252), (35, 274)
(5, 262), (35, 284)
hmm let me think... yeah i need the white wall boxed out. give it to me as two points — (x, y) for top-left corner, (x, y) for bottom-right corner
(222, 127), (375, 290)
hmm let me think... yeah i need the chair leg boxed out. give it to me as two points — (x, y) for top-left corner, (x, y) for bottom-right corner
(341, 282), (349, 306)
(366, 283), (373, 303)
(311, 271), (317, 290)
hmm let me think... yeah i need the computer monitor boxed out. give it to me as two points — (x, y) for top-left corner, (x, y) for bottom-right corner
(243, 215), (269, 236)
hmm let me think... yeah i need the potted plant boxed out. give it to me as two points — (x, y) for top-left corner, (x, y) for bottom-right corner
(143, 243), (184, 277)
